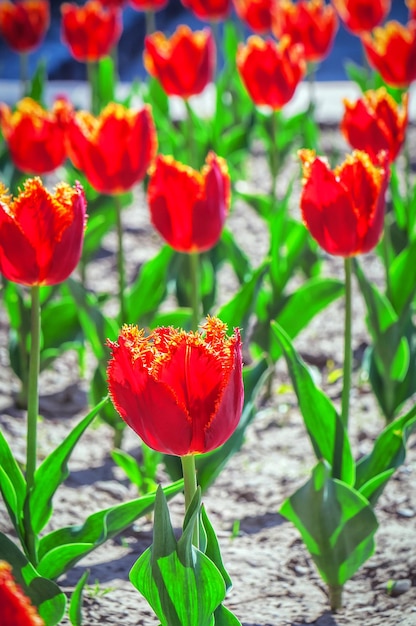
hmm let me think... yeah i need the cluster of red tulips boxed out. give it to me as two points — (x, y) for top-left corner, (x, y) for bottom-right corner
(0, 0), (415, 624)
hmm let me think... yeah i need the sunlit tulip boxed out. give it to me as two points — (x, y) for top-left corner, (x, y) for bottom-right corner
(233, 0), (273, 34)
(180, 0), (231, 21)
(130, 0), (168, 9)
(299, 149), (389, 257)
(272, 0), (338, 63)
(61, 0), (122, 62)
(236, 35), (306, 109)
(362, 20), (416, 87)
(0, 97), (72, 174)
(0, 561), (44, 626)
(0, 178), (87, 286)
(332, 0), (390, 34)
(107, 316), (244, 456)
(340, 88), (408, 163)
(0, 0), (49, 53)
(66, 103), (157, 194)
(144, 25), (215, 98)
(148, 152), (230, 253)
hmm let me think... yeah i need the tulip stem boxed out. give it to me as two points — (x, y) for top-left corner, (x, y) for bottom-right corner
(185, 99), (197, 167)
(145, 10), (156, 36)
(19, 52), (29, 97)
(181, 454), (199, 548)
(190, 251), (200, 331)
(87, 60), (100, 116)
(25, 284), (41, 563)
(341, 257), (352, 429)
(269, 110), (279, 209)
(115, 194), (128, 323)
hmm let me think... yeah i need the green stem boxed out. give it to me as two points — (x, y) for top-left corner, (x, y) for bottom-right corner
(328, 584), (343, 612)
(341, 257), (352, 430)
(190, 251), (200, 331)
(269, 109), (279, 210)
(307, 64), (316, 113)
(24, 285), (41, 563)
(115, 194), (127, 323)
(382, 216), (393, 302)
(87, 60), (99, 115)
(145, 10), (156, 35)
(181, 454), (199, 547)
(185, 99), (197, 166)
(19, 52), (29, 96)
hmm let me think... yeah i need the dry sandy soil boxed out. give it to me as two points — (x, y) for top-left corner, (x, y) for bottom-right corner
(0, 126), (415, 626)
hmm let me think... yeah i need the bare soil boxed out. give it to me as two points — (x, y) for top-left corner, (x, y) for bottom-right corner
(0, 126), (415, 626)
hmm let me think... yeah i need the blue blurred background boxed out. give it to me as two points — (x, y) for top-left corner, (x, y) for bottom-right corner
(0, 0), (411, 82)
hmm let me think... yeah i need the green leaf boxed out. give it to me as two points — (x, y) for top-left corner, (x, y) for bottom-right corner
(200, 505), (232, 592)
(131, 487), (225, 626)
(28, 59), (47, 103)
(270, 277), (344, 362)
(271, 322), (355, 484)
(30, 397), (109, 535)
(389, 238), (416, 315)
(126, 246), (174, 325)
(216, 261), (268, 341)
(0, 532), (66, 626)
(355, 404), (416, 504)
(97, 56), (115, 107)
(0, 429), (26, 538)
(216, 228), (251, 285)
(36, 480), (184, 579)
(69, 570), (89, 626)
(344, 61), (373, 92)
(214, 604), (242, 626)
(280, 461), (378, 587)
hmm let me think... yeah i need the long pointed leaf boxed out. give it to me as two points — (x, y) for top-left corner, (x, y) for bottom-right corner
(30, 397), (109, 535)
(271, 322), (355, 484)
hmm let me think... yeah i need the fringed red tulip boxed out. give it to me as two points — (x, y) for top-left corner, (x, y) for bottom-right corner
(0, 0), (49, 53)
(272, 0), (338, 63)
(299, 149), (389, 257)
(0, 178), (87, 286)
(148, 152), (230, 253)
(362, 20), (416, 87)
(180, 0), (231, 21)
(236, 35), (306, 109)
(0, 97), (72, 175)
(61, 0), (122, 62)
(332, 0), (390, 34)
(107, 317), (244, 456)
(144, 25), (215, 98)
(233, 0), (273, 34)
(0, 561), (44, 626)
(341, 88), (409, 163)
(66, 103), (157, 194)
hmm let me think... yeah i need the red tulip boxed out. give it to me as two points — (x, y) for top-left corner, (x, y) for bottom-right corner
(144, 25), (215, 98)
(340, 88), (409, 163)
(332, 0), (390, 34)
(299, 149), (389, 257)
(0, 0), (49, 53)
(272, 0), (338, 63)
(0, 97), (72, 175)
(180, 0), (231, 21)
(130, 0), (168, 10)
(61, 0), (122, 62)
(148, 152), (230, 253)
(233, 0), (273, 34)
(236, 35), (306, 109)
(0, 178), (87, 286)
(66, 103), (157, 195)
(0, 561), (44, 626)
(362, 20), (416, 88)
(107, 317), (244, 456)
